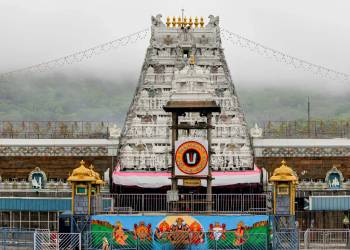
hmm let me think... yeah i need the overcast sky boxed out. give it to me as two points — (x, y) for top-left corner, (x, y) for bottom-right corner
(1, 0), (350, 92)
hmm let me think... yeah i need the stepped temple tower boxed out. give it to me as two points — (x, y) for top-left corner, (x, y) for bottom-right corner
(114, 15), (259, 191)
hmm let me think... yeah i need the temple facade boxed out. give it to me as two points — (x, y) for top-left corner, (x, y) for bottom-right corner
(116, 15), (253, 178)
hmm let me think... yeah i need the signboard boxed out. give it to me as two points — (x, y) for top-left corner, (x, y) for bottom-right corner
(175, 138), (208, 176)
(183, 179), (201, 187)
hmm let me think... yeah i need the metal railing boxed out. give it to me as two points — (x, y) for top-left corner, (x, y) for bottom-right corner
(0, 228), (34, 250)
(0, 190), (71, 197)
(2, 228), (350, 249)
(258, 120), (350, 138)
(85, 231), (269, 250)
(34, 232), (81, 250)
(0, 121), (114, 139)
(98, 193), (270, 214)
(299, 229), (350, 249)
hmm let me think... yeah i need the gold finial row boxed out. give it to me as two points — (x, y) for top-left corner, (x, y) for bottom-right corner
(166, 16), (205, 28)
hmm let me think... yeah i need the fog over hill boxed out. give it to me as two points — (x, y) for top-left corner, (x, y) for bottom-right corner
(1, 73), (350, 126)
(1, 1), (349, 126)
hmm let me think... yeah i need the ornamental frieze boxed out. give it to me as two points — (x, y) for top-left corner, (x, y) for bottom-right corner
(0, 145), (109, 156)
(260, 147), (350, 157)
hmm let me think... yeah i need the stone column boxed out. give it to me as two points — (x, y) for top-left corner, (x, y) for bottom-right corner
(207, 112), (213, 211)
(171, 112), (178, 191)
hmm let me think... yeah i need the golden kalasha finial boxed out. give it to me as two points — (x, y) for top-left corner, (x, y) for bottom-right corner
(194, 16), (199, 28)
(177, 16), (182, 27)
(172, 16), (176, 27)
(189, 17), (193, 27)
(80, 160), (85, 166)
(183, 16), (188, 26)
(200, 17), (204, 28)
(166, 16), (171, 28)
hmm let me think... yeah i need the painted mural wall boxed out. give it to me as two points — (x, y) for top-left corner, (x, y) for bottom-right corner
(91, 214), (270, 249)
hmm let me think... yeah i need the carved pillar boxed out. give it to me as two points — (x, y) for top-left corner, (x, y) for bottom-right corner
(207, 112), (213, 211)
(171, 112), (178, 191)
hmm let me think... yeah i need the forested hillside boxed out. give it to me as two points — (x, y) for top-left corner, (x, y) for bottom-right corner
(1, 73), (349, 125)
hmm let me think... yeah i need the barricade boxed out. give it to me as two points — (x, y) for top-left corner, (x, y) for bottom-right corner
(100, 193), (269, 215)
(34, 232), (81, 250)
(300, 229), (350, 249)
(0, 228), (34, 250)
(85, 231), (269, 250)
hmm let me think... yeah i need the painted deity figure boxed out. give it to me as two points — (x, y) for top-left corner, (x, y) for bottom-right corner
(189, 221), (204, 244)
(234, 221), (246, 246)
(209, 222), (226, 241)
(113, 222), (128, 246)
(155, 220), (170, 241)
(169, 217), (190, 245)
(134, 221), (152, 241)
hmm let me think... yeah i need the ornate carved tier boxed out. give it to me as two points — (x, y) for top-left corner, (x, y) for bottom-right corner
(116, 14), (254, 175)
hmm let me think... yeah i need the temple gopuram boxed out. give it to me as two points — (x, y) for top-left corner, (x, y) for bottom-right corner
(114, 14), (258, 193)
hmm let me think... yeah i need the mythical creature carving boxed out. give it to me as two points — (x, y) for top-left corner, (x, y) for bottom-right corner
(151, 14), (165, 27)
(207, 15), (219, 27)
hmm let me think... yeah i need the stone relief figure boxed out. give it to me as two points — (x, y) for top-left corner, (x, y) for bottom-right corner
(151, 14), (165, 27)
(207, 15), (220, 27)
(199, 35), (209, 45)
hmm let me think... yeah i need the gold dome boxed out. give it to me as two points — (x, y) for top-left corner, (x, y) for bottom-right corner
(95, 179), (105, 185)
(89, 164), (105, 185)
(68, 160), (97, 182)
(270, 160), (298, 182)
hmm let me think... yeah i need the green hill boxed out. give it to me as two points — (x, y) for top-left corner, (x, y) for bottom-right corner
(1, 73), (349, 125)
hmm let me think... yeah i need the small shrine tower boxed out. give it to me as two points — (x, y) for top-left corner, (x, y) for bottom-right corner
(270, 160), (298, 249)
(67, 160), (104, 215)
(270, 160), (298, 216)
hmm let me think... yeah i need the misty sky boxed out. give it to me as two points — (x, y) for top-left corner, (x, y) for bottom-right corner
(1, 0), (350, 93)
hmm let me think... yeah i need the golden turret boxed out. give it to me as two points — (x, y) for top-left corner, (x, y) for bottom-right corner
(270, 160), (298, 183)
(68, 161), (105, 215)
(183, 16), (188, 26)
(166, 16), (171, 28)
(189, 17), (193, 27)
(166, 15), (204, 29)
(194, 17), (199, 28)
(68, 160), (96, 182)
(67, 160), (105, 184)
(172, 16), (176, 27)
(177, 16), (182, 27)
(200, 17), (204, 28)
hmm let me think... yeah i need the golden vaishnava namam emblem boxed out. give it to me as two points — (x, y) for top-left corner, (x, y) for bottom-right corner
(175, 141), (208, 175)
